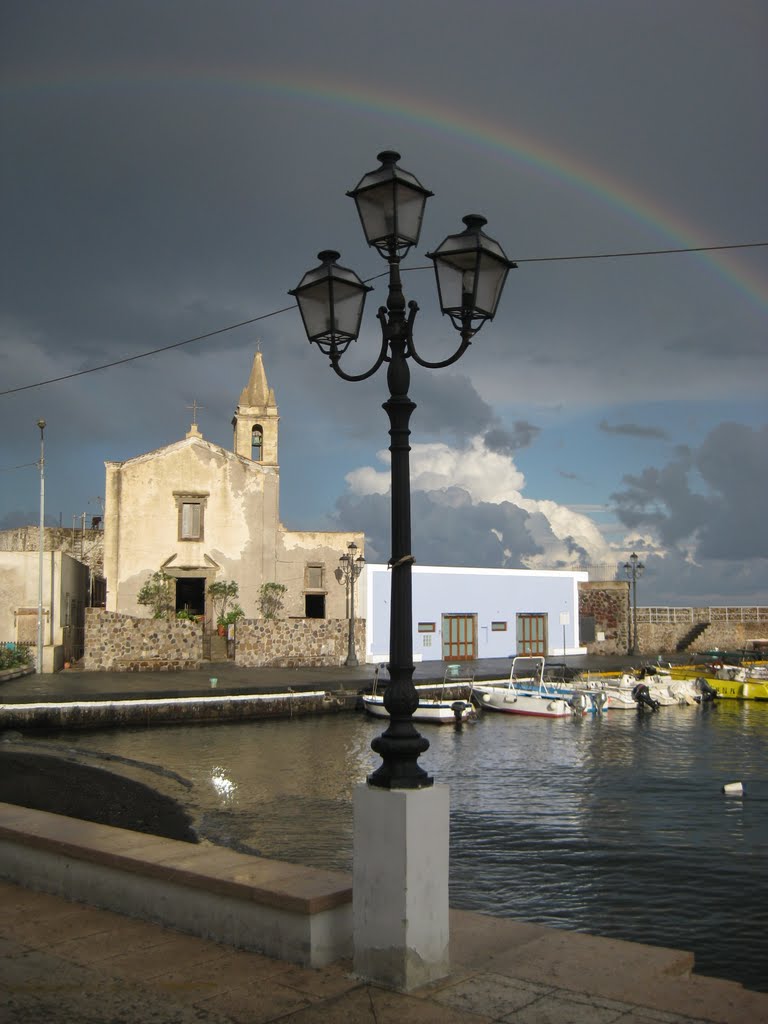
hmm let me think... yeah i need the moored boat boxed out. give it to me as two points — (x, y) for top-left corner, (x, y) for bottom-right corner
(672, 662), (768, 702)
(473, 657), (594, 718)
(361, 669), (476, 724)
(571, 666), (719, 710)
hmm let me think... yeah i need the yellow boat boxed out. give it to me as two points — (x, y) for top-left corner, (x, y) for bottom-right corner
(672, 665), (768, 701)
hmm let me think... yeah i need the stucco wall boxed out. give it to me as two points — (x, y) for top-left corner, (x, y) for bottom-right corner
(104, 436), (280, 617)
(365, 565), (587, 661)
(103, 435), (362, 625)
(0, 551), (88, 670)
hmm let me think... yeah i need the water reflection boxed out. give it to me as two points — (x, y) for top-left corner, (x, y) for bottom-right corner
(25, 700), (768, 992)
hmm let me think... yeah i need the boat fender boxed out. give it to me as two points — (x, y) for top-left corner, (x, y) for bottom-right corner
(723, 781), (744, 796)
(482, 693), (491, 703)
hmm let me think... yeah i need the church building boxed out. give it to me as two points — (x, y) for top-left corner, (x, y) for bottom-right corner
(102, 353), (362, 625)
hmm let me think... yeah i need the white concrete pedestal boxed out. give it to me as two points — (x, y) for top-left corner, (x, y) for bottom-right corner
(353, 782), (450, 991)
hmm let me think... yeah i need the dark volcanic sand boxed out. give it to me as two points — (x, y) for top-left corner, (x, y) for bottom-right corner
(0, 751), (197, 842)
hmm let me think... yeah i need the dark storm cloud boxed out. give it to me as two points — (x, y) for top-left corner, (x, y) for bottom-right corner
(483, 421), (541, 454)
(1, 1), (766, 606)
(612, 423), (768, 559)
(625, 552), (768, 608)
(663, 323), (767, 359)
(599, 420), (669, 440)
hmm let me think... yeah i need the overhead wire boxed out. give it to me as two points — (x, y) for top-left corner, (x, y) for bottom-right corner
(1, 241), (765, 398)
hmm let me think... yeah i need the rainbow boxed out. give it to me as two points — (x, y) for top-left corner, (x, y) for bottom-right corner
(6, 67), (766, 308)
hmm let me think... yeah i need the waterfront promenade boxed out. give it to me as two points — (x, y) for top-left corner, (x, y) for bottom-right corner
(3, 656), (766, 1022)
(0, 653), (664, 703)
(3, 876), (767, 1023)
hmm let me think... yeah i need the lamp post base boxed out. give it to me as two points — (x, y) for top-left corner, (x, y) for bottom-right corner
(352, 782), (449, 991)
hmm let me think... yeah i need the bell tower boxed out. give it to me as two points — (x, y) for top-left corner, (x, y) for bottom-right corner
(232, 351), (279, 464)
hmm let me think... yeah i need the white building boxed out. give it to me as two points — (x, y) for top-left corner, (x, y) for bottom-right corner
(363, 564), (587, 662)
(0, 550), (89, 671)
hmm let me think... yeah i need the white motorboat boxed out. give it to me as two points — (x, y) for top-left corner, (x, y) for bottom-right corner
(361, 667), (476, 725)
(473, 657), (590, 718)
(577, 668), (718, 710)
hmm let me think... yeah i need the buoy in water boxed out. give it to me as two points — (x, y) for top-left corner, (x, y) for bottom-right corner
(722, 781), (744, 796)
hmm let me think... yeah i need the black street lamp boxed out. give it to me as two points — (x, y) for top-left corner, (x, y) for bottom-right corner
(624, 552), (645, 656)
(339, 541), (365, 667)
(291, 151), (514, 789)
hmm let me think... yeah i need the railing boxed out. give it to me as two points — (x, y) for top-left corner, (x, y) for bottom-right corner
(706, 607), (768, 623)
(637, 607), (768, 624)
(0, 641), (33, 670)
(637, 608), (694, 624)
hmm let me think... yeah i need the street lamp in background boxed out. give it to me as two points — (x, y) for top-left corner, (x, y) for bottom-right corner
(291, 151), (513, 990)
(624, 551), (644, 656)
(291, 150), (514, 789)
(338, 541), (365, 667)
(36, 419), (46, 674)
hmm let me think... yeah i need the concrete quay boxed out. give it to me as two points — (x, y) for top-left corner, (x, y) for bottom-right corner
(0, 653), (670, 703)
(2, 877), (766, 1024)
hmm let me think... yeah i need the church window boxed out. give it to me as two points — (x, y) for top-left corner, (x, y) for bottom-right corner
(181, 503), (201, 539)
(251, 426), (263, 461)
(305, 564), (324, 590)
(174, 492), (208, 541)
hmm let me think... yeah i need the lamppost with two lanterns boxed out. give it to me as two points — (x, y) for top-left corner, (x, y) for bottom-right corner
(291, 150), (514, 792)
(338, 541), (365, 667)
(624, 551), (645, 656)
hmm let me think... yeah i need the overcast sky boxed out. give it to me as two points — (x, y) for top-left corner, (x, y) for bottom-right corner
(1, 1), (766, 606)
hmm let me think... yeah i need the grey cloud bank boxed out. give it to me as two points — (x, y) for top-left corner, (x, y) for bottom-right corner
(1, 0), (766, 606)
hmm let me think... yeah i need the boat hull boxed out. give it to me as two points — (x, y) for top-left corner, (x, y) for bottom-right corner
(361, 694), (474, 724)
(679, 676), (768, 702)
(473, 686), (575, 718)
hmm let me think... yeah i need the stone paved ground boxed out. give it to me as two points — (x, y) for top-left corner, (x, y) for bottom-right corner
(2, 881), (766, 1024)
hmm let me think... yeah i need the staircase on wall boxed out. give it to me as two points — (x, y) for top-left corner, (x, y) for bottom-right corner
(203, 633), (231, 661)
(676, 622), (710, 652)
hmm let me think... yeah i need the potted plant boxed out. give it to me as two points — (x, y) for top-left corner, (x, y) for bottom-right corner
(218, 604), (245, 635)
(208, 580), (241, 633)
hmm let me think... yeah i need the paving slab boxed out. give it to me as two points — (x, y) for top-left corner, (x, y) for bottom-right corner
(1, 879), (766, 1024)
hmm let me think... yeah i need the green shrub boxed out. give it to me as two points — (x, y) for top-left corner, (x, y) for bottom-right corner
(259, 582), (286, 620)
(0, 644), (32, 670)
(137, 570), (175, 618)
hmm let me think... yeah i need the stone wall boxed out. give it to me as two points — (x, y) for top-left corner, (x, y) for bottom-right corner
(636, 620), (767, 657)
(578, 581), (629, 655)
(84, 609), (365, 670)
(577, 587), (768, 656)
(84, 608), (202, 671)
(235, 618), (365, 668)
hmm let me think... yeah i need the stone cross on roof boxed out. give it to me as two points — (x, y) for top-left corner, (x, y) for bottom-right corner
(186, 400), (204, 438)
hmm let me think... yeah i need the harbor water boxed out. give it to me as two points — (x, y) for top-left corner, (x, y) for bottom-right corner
(20, 699), (768, 992)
